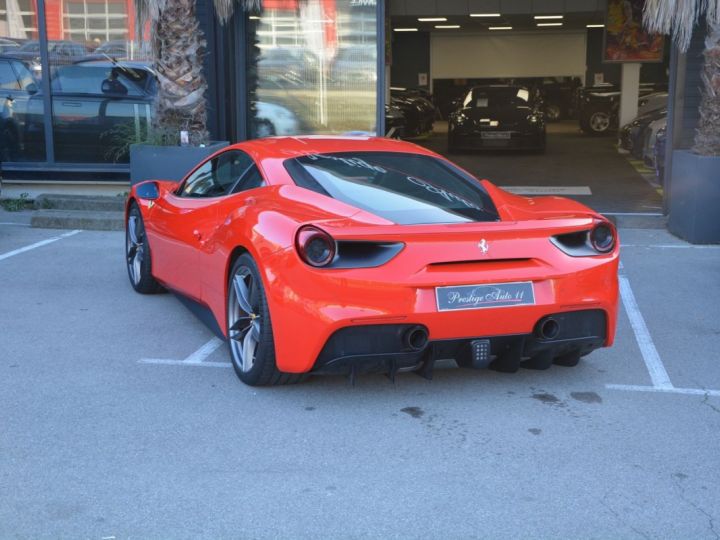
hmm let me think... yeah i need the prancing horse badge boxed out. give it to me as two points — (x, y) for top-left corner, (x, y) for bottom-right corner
(478, 239), (489, 254)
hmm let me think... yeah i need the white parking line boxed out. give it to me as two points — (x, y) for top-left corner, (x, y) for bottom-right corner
(501, 186), (592, 195)
(606, 384), (720, 397)
(621, 244), (720, 249)
(139, 337), (231, 367)
(617, 275), (673, 389)
(602, 212), (664, 216)
(607, 273), (720, 398)
(0, 229), (81, 262)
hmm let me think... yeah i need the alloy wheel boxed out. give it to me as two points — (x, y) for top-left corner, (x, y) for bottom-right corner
(126, 213), (145, 286)
(590, 112), (610, 133)
(546, 104), (561, 121)
(228, 266), (262, 372)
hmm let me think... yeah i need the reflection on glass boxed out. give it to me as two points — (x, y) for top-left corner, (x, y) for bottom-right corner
(0, 0), (44, 161)
(248, 0), (377, 138)
(43, 0), (153, 162)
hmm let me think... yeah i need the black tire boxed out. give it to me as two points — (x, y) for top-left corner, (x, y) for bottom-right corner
(582, 107), (612, 136)
(545, 103), (561, 122)
(125, 203), (163, 294)
(226, 253), (307, 386)
(553, 351), (581, 367)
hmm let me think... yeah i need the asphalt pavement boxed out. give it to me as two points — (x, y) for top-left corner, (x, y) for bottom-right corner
(1, 215), (719, 539)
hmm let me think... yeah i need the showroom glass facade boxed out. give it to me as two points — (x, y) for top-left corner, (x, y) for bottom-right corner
(0, 0), (153, 167)
(246, 0), (378, 138)
(0, 0), (380, 175)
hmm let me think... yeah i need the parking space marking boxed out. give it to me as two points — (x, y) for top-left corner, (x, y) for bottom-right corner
(138, 337), (231, 368)
(0, 229), (81, 262)
(621, 244), (720, 249)
(617, 275), (673, 389)
(501, 186), (592, 196)
(608, 273), (720, 398)
(603, 212), (663, 216)
(606, 384), (720, 397)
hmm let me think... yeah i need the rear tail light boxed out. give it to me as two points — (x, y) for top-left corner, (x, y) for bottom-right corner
(590, 222), (616, 253)
(551, 220), (617, 257)
(295, 225), (336, 267)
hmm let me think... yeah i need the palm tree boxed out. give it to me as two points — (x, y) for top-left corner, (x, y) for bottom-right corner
(138, 0), (261, 145)
(643, 0), (720, 155)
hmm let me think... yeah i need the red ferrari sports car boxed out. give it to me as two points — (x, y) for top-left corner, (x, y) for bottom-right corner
(125, 136), (618, 386)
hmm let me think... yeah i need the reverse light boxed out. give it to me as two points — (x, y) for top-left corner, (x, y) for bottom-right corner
(296, 225), (336, 267)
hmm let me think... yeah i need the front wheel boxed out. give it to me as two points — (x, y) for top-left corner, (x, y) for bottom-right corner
(126, 203), (163, 294)
(226, 254), (306, 386)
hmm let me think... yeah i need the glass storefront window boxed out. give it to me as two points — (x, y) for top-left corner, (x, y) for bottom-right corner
(0, 0), (45, 161)
(247, 0), (378, 138)
(44, 0), (153, 163)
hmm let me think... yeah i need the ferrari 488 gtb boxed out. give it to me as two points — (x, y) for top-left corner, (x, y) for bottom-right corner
(125, 137), (618, 386)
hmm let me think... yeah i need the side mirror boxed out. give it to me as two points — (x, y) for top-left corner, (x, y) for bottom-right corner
(25, 82), (38, 95)
(136, 181), (159, 200)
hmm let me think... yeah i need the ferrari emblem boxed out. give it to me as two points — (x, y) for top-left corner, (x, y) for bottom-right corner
(478, 239), (489, 254)
(148, 201), (155, 209)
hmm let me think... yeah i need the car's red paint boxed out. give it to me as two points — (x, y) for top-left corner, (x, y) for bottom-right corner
(127, 136), (618, 373)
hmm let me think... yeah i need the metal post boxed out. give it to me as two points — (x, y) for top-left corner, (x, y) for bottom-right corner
(236, 12), (248, 141)
(376, 0), (385, 137)
(35, 0), (55, 163)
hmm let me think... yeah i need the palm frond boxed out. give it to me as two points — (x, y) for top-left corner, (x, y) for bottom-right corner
(137, 0), (262, 26)
(644, 0), (720, 52)
(214, 0), (262, 24)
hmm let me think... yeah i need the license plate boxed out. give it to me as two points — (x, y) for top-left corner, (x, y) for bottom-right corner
(481, 131), (511, 139)
(435, 282), (536, 311)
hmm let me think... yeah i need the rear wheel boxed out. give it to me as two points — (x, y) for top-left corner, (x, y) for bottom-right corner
(582, 108), (612, 135)
(227, 254), (306, 386)
(126, 203), (163, 294)
(545, 103), (561, 122)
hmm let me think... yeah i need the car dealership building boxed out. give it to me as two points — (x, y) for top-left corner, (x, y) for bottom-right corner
(0, 0), (716, 241)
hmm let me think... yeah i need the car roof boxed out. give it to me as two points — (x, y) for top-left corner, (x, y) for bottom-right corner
(233, 136), (440, 161)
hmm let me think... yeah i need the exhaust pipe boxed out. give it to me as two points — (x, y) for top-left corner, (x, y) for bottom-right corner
(537, 318), (560, 340)
(403, 326), (429, 351)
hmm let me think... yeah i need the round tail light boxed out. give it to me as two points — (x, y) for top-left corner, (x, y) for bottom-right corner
(295, 225), (336, 267)
(590, 222), (616, 253)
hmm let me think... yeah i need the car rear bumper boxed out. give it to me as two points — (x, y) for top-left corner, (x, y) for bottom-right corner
(449, 130), (544, 150)
(263, 250), (618, 373)
(311, 309), (607, 376)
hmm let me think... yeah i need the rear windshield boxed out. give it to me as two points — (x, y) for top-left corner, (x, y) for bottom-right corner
(284, 151), (499, 224)
(464, 87), (530, 109)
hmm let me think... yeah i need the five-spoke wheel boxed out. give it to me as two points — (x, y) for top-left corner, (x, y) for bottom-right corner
(226, 253), (306, 386)
(125, 203), (162, 294)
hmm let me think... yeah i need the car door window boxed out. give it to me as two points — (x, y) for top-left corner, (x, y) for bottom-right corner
(0, 61), (20, 90)
(216, 151), (253, 193)
(230, 164), (265, 194)
(180, 151), (254, 198)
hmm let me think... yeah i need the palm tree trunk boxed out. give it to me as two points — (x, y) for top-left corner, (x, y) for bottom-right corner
(152, 0), (209, 145)
(694, 20), (720, 155)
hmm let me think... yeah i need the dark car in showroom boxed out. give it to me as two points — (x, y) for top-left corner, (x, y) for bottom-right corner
(447, 85), (545, 152)
(390, 89), (435, 139)
(577, 83), (667, 135)
(619, 107), (667, 159)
